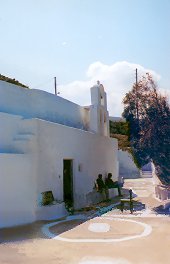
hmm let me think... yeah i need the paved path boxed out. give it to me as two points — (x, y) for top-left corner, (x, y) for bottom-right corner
(0, 178), (170, 264)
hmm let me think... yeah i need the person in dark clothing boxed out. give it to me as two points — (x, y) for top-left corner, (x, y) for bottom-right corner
(105, 173), (122, 196)
(95, 174), (108, 200)
(96, 174), (105, 192)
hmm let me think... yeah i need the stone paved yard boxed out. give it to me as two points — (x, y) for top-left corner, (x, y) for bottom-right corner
(0, 178), (170, 264)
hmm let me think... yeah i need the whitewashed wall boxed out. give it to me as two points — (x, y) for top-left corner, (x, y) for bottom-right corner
(0, 113), (118, 226)
(0, 80), (87, 129)
(0, 112), (22, 152)
(118, 150), (140, 179)
(0, 112), (38, 154)
(0, 154), (37, 227)
(0, 81), (118, 227)
(0, 113), (38, 227)
(36, 119), (118, 209)
(151, 163), (170, 201)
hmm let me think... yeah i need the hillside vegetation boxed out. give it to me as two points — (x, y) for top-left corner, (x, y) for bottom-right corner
(109, 121), (130, 151)
(110, 120), (141, 169)
(0, 74), (29, 88)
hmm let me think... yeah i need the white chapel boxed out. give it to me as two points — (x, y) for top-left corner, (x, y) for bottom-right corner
(0, 80), (118, 227)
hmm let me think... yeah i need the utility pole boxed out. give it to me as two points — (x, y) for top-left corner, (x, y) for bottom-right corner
(54, 77), (57, 95)
(136, 68), (138, 87)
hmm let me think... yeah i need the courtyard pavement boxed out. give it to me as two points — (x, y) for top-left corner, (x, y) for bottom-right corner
(0, 178), (170, 264)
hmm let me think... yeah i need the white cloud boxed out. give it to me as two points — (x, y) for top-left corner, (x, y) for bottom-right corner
(58, 61), (161, 116)
(62, 41), (67, 46)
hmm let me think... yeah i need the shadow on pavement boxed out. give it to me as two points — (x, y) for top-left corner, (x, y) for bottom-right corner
(0, 220), (51, 243)
(116, 201), (146, 213)
(0, 187), (148, 243)
(114, 188), (146, 214)
(153, 204), (170, 216)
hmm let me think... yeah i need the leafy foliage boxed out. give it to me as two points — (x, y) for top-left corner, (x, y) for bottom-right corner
(122, 73), (170, 185)
(109, 121), (129, 135)
(0, 74), (29, 88)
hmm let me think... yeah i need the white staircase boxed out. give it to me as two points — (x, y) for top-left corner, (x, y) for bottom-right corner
(13, 133), (36, 153)
(141, 170), (153, 178)
(0, 117), (37, 154)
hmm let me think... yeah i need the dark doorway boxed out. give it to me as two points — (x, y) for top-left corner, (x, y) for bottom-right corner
(63, 159), (73, 208)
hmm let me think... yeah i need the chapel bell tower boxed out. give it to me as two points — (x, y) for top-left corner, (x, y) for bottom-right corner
(89, 81), (109, 137)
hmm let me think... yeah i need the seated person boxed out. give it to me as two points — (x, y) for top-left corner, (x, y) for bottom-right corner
(96, 174), (105, 193)
(105, 173), (122, 197)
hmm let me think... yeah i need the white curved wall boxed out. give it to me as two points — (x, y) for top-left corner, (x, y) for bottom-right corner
(0, 80), (87, 129)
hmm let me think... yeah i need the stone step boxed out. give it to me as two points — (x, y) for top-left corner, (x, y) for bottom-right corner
(13, 135), (36, 153)
(13, 133), (35, 141)
(141, 171), (152, 178)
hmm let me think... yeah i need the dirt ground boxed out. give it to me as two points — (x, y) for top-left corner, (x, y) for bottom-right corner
(0, 178), (170, 264)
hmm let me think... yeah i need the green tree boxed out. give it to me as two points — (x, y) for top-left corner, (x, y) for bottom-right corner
(122, 73), (170, 185)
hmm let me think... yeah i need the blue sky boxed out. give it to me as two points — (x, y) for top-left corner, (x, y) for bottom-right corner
(0, 0), (170, 115)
